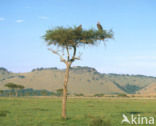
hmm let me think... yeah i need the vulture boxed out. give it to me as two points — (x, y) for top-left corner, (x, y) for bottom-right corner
(76, 24), (82, 31)
(97, 22), (103, 31)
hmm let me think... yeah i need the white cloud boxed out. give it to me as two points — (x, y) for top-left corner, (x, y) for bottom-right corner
(0, 17), (5, 21)
(16, 19), (24, 23)
(39, 16), (48, 20)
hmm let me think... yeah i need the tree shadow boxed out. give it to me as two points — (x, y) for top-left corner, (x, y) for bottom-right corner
(0, 110), (10, 117)
(127, 111), (143, 114)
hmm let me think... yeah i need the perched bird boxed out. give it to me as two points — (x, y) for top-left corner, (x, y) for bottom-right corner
(76, 24), (82, 31)
(97, 22), (103, 31)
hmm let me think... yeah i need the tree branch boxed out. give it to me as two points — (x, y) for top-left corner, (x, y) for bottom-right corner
(72, 46), (76, 58)
(66, 46), (70, 61)
(70, 46), (80, 62)
(48, 48), (67, 64)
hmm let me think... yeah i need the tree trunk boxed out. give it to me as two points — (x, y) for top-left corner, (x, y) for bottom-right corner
(62, 63), (70, 119)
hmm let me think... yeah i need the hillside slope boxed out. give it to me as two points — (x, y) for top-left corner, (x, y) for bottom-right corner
(0, 66), (156, 95)
(138, 82), (156, 95)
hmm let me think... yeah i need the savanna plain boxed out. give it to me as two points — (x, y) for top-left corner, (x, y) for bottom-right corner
(0, 97), (156, 126)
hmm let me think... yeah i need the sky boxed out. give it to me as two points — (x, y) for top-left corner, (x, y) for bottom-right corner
(0, 0), (156, 76)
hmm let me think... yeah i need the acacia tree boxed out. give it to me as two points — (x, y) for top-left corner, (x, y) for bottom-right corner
(5, 83), (24, 96)
(43, 22), (113, 119)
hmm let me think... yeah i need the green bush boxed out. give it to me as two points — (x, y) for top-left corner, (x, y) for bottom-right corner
(56, 88), (63, 96)
(89, 117), (111, 126)
(74, 93), (84, 96)
(117, 93), (127, 97)
(94, 94), (104, 97)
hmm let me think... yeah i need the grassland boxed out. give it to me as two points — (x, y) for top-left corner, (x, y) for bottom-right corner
(0, 97), (156, 126)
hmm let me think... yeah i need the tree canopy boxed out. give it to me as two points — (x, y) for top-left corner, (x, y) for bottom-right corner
(5, 83), (24, 89)
(43, 25), (113, 48)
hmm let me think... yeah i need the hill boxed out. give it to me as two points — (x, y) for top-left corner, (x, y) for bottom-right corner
(137, 82), (156, 95)
(0, 66), (156, 95)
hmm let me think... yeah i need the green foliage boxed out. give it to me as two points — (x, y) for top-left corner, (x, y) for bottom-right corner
(0, 67), (8, 72)
(5, 83), (19, 89)
(32, 67), (58, 72)
(40, 90), (49, 96)
(18, 85), (24, 89)
(94, 93), (104, 97)
(0, 88), (63, 97)
(117, 93), (127, 97)
(18, 75), (25, 79)
(74, 93), (84, 96)
(124, 84), (140, 94)
(56, 88), (63, 96)
(0, 90), (4, 94)
(5, 82), (24, 89)
(43, 25), (113, 48)
(72, 66), (97, 72)
(113, 81), (142, 94)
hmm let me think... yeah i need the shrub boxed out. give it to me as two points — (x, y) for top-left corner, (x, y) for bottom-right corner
(74, 93), (84, 96)
(89, 117), (111, 126)
(0, 90), (4, 95)
(18, 75), (25, 79)
(40, 90), (49, 96)
(56, 88), (63, 96)
(88, 80), (91, 82)
(117, 93), (127, 97)
(94, 94), (104, 97)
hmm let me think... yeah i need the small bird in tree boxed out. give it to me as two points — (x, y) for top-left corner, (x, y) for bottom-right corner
(76, 24), (82, 31)
(97, 22), (103, 31)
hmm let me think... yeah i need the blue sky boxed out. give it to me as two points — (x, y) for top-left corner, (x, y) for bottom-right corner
(0, 0), (156, 76)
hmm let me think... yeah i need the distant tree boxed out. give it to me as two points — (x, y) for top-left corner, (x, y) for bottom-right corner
(117, 93), (127, 97)
(18, 85), (24, 90)
(9, 91), (15, 96)
(94, 93), (104, 97)
(50, 91), (56, 96)
(43, 22), (113, 119)
(56, 88), (63, 96)
(25, 92), (31, 96)
(17, 85), (24, 96)
(32, 91), (38, 96)
(5, 83), (17, 96)
(0, 67), (8, 72)
(74, 93), (84, 96)
(40, 90), (49, 96)
(5, 83), (24, 97)
(5, 83), (17, 89)
(0, 90), (4, 96)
